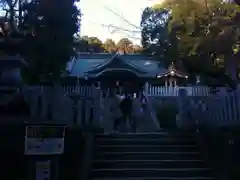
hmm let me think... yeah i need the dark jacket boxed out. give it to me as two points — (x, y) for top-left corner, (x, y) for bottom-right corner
(120, 96), (132, 115)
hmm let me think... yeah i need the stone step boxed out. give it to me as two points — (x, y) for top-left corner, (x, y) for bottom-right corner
(92, 177), (217, 180)
(95, 138), (196, 146)
(90, 168), (214, 178)
(94, 152), (202, 161)
(92, 159), (207, 169)
(96, 144), (199, 153)
(90, 132), (216, 179)
(95, 132), (195, 139)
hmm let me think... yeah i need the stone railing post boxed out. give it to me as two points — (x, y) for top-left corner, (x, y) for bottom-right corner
(144, 82), (149, 96)
(177, 88), (189, 129)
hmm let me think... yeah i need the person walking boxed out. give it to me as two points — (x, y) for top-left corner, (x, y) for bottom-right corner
(120, 94), (133, 131)
(110, 94), (123, 132)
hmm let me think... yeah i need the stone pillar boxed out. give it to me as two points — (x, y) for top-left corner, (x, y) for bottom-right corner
(196, 75), (200, 84)
(144, 82), (149, 96)
(177, 88), (189, 129)
(174, 80), (177, 87)
(165, 80), (168, 86)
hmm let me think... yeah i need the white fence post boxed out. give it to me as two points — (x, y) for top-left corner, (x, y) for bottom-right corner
(147, 85), (212, 97)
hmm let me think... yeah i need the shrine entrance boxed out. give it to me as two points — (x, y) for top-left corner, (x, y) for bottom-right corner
(84, 54), (149, 98)
(97, 70), (145, 97)
(81, 53), (160, 132)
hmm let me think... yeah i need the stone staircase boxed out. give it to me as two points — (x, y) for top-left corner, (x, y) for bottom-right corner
(89, 132), (217, 180)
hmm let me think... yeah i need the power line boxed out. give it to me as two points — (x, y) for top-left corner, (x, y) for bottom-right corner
(103, 6), (140, 29)
(81, 0), (142, 38)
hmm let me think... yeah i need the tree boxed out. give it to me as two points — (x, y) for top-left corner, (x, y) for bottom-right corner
(117, 38), (133, 53)
(20, 0), (80, 82)
(86, 36), (102, 45)
(164, 0), (240, 82)
(0, 0), (20, 31)
(132, 44), (143, 53)
(141, 6), (172, 64)
(87, 36), (105, 53)
(74, 37), (89, 52)
(0, 0), (27, 56)
(103, 38), (116, 53)
(79, 36), (104, 53)
(141, 0), (240, 82)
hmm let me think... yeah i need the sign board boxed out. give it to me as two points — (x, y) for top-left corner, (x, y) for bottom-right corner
(35, 160), (50, 180)
(24, 125), (66, 155)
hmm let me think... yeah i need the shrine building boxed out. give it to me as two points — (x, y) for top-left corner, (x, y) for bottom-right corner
(65, 53), (189, 88)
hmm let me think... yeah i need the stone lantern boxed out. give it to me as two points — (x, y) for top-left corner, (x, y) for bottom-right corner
(0, 18), (31, 118)
(0, 55), (29, 118)
(0, 17), (28, 86)
(0, 55), (27, 86)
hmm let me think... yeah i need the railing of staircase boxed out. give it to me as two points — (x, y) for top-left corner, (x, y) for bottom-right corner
(185, 88), (240, 179)
(144, 92), (160, 129)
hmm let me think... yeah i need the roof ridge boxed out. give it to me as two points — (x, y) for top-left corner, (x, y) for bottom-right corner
(84, 53), (117, 71)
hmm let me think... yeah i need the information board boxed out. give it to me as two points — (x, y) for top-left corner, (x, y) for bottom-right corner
(24, 125), (66, 155)
(35, 160), (50, 180)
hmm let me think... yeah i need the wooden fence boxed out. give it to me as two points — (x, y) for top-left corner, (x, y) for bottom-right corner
(177, 88), (240, 129)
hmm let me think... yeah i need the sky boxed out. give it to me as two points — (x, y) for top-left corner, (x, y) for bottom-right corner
(78, 0), (160, 44)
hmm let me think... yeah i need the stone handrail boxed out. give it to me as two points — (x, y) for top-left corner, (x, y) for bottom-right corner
(145, 96), (160, 129)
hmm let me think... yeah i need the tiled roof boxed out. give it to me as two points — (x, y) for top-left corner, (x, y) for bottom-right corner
(68, 56), (108, 77)
(67, 53), (168, 78)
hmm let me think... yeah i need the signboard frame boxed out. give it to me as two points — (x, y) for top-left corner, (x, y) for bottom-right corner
(24, 124), (66, 155)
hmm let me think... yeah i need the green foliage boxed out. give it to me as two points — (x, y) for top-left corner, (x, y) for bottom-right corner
(20, 0), (80, 83)
(141, 6), (173, 66)
(141, 0), (240, 77)
(74, 36), (142, 54)
(103, 38), (117, 53)
(82, 36), (105, 53)
(116, 38), (133, 53)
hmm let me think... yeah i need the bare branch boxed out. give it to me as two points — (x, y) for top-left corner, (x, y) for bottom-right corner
(88, 20), (141, 35)
(103, 6), (140, 29)
(100, 23), (141, 33)
(86, 2), (142, 40)
(124, 34), (141, 40)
